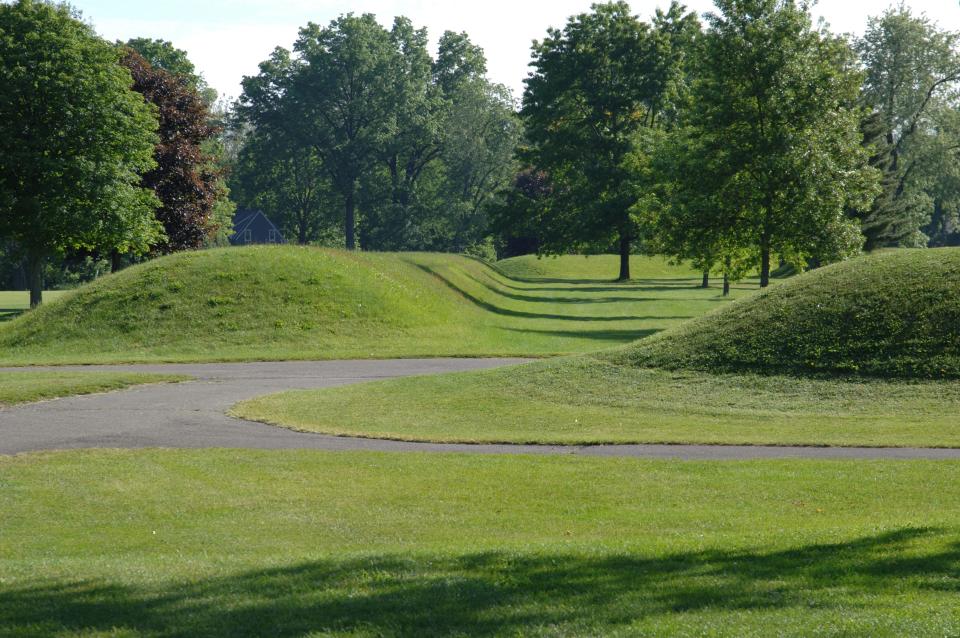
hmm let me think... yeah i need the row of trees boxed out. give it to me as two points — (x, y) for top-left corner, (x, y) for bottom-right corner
(0, 0), (229, 306)
(497, 0), (960, 285)
(231, 15), (521, 253)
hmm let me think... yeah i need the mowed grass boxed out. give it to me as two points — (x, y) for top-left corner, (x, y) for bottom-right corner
(2, 449), (960, 636)
(622, 248), (960, 378)
(0, 248), (750, 364)
(0, 290), (66, 322)
(232, 356), (960, 448)
(0, 371), (188, 406)
(235, 249), (960, 448)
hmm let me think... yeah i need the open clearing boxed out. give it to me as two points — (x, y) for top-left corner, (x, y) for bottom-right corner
(2, 449), (960, 637)
(0, 248), (751, 364)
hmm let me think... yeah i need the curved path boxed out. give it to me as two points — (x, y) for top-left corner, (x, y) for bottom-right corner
(2, 359), (960, 460)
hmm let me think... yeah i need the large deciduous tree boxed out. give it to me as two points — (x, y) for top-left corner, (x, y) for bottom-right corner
(0, 0), (160, 307)
(121, 48), (226, 255)
(685, 0), (877, 287)
(520, 1), (696, 280)
(855, 7), (960, 249)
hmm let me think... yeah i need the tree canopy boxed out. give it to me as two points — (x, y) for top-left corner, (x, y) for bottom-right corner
(0, 0), (160, 306)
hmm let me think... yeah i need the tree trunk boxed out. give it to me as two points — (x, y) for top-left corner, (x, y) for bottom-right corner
(345, 190), (356, 250)
(618, 233), (631, 281)
(701, 271), (709, 288)
(26, 248), (44, 308)
(110, 250), (122, 273)
(723, 256), (732, 297)
(760, 233), (771, 288)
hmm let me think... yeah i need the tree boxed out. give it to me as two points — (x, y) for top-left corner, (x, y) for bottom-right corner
(126, 37), (218, 104)
(520, 2), (696, 280)
(855, 7), (960, 248)
(231, 130), (337, 244)
(0, 0), (160, 307)
(121, 48), (226, 255)
(684, 0), (877, 288)
(285, 14), (398, 250)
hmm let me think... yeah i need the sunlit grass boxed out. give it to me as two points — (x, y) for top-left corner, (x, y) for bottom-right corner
(1, 449), (959, 636)
(0, 247), (751, 364)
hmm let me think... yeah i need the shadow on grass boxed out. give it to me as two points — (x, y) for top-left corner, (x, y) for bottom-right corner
(418, 265), (687, 322)
(466, 273), (662, 305)
(3, 528), (957, 637)
(501, 327), (662, 342)
(0, 309), (25, 323)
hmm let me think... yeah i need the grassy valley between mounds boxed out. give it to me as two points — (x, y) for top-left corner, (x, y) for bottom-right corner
(0, 247), (749, 365)
(234, 248), (960, 448)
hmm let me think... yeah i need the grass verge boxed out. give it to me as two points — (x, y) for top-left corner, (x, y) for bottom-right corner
(232, 356), (960, 448)
(1, 449), (959, 636)
(0, 371), (189, 406)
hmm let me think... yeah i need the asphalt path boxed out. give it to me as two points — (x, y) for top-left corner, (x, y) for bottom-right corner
(2, 359), (960, 460)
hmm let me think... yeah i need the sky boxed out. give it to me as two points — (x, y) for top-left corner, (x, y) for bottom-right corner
(71, 0), (960, 103)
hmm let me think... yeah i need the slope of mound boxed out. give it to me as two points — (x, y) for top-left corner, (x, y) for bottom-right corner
(496, 254), (696, 280)
(609, 249), (960, 378)
(0, 247), (740, 364)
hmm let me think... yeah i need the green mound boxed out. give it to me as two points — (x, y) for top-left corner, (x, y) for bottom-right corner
(0, 247), (731, 364)
(611, 248), (960, 378)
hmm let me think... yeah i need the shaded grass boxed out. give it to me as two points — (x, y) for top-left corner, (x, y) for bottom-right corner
(0, 291), (66, 323)
(2, 449), (960, 636)
(232, 356), (960, 448)
(0, 371), (188, 406)
(0, 248), (750, 365)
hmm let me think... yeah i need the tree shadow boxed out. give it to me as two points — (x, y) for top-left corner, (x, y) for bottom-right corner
(465, 273), (662, 305)
(500, 327), (662, 342)
(416, 264), (673, 322)
(0, 308), (25, 323)
(3, 528), (956, 637)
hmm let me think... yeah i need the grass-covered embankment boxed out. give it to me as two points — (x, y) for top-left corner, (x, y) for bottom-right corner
(0, 371), (188, 406)
(234, 249), (960, 447)
(619, 248), (960, 378)
(0, 247), (745, 364)
(2, 449), (960, 636)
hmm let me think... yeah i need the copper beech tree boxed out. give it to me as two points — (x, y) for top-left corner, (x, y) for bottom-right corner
(121, 48), (224, 259)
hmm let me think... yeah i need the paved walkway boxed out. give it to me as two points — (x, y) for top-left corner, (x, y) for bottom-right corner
(2, 359), (960, 459)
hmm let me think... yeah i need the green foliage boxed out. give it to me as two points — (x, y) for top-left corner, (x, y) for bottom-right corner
(235, 17), (518, 252)
(856, 7), (960, 249)
(667, 0), (878, 287)
(0, 0), (161, 305)
(615, 248), (960, 378)
(517, 2), (698, 279)
(125, 37), (218, 104)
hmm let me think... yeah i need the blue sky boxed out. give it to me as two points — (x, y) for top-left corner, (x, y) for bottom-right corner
(70, 0), (960, 103)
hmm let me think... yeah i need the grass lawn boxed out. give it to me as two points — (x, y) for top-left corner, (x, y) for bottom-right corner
(0, 371), (188, 406)
(2, 449), (960, 636)
(0, 290), (66, 322)
(232, 356), (960, 448)
(0, 248), (753, 364)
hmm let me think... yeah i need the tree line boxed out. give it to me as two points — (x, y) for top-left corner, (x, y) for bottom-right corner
(496, 0), (960, 285)
(2, 0), (960, 307)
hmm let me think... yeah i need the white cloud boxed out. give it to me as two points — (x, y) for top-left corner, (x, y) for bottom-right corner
(81, 0), (960, 102)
